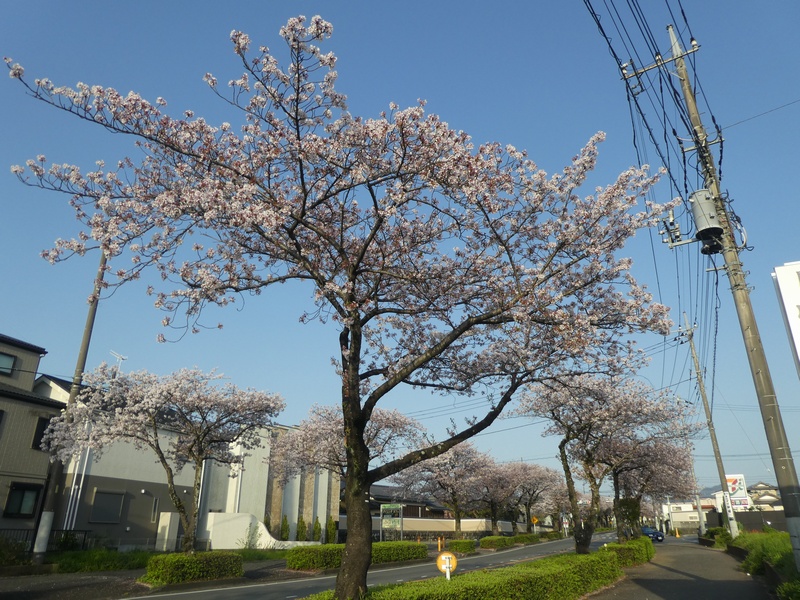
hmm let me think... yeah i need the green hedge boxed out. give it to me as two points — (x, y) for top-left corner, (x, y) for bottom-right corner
(512, 533), (541, 545)
(286, 541), (428, 571)
(142, 551), (244, 586)
(479, 535), (515, 550)
(599, 536), (654, 567)
(542, 531), (564, 541)
(446, 539), (476, 554)
(304, 552), (622, 600)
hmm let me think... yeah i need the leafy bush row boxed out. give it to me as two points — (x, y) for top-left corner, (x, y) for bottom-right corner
(512, 533), (541, 545)
(479, 535), (515, 550)
(142, 551), (243, 586)
(599, 536), (654, 567)
(446, 539), (476, 554)
(304, 552), (622, 600)
(542, 531), (565, 541)
(286, 541), (427, 571)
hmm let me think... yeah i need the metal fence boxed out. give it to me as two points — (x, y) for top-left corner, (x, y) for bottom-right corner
(0, 529), (90, 552)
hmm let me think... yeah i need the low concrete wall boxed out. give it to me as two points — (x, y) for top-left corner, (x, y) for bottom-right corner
(206, 513), (321, 550)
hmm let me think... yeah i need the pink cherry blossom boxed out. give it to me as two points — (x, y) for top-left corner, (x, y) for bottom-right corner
(43, 365), (284, 552)
(9, 15), (675, 596)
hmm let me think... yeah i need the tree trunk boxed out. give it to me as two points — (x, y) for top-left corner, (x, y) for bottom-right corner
(335, 323), (372, 599)
(335, 461), (372, 598)
(574, 520), (594, 554)
(490, 500), (499, 535)
(453, 504), (463, 537)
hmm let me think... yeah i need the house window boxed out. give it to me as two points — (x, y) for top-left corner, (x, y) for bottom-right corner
(3, 483), (42, 518)
(90, 490), (125, 523)
(0, 352), (14, 376)
(151, 497), (160, 523)
(31, 417), (51, 450)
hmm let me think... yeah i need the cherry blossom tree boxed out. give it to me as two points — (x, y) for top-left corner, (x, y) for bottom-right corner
(8, 15), (673, 598)
(517, 376), (691, 553)
(607, 437), (695, 539)
(390, 442), (492, 536)
(268, 404), (427, 484)
(513, 462), (564, 534)
(471, 460), (524, 535)
(43, 365), (284, 551)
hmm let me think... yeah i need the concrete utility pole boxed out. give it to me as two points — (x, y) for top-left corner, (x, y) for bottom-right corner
(683, 314), (738, 537)
(666, 25), (800, 565)
(33, 252), (107, 562)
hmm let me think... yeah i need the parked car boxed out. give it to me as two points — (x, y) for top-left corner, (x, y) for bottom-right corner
(641, 525), (664, 542)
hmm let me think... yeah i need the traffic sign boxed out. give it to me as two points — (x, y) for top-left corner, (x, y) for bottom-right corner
(436, 551), (458, 580)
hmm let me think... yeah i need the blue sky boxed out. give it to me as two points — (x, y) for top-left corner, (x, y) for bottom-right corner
(2, 1), (799, 493)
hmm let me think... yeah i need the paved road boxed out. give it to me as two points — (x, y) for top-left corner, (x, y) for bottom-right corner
(0, 533), (774, 599)
(589, 536), (773, 600)
(128, 534), (595, 599)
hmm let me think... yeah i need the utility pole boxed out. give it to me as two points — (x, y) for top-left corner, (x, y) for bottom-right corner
(32, 252), (106, 562)
(666, 25), (800, 565)
(683, 314), (738, 537)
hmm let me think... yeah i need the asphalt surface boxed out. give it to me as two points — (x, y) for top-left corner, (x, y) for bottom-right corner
(588, 536), (775, 600)
(0, 536), (778, 600)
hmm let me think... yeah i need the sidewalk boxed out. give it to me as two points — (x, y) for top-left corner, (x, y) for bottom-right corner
(589, 536), (775, 599)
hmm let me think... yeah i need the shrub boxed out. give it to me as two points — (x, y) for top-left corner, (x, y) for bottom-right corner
(703, 526), (733, 549)
(372, 541), (427, 564)
(280, 515), (290, 541)
(237, 522), (262, 549)
(0, 537), (29, 566)
(778, 579), (800, 600)
(286, 541), (427, 571)
(326, 515), (337, 544)
(600, 536), (654, 567)
(543, 530), (564, 541)
(512, 533), (540, 545)
(302, 552), (621, 600)
(446, 539), (476, 554)
(297, 515), (308, 542)
(732, 529), (796, 580)
(234, 548), (287, 561)
(142, 551), (244, 586)
(313, 517), (322, 542)
(287, 544), (344, 570)
(479, 535), (515, 550)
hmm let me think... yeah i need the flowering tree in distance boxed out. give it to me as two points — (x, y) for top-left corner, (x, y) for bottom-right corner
(514, 463), (564, 534)
(8, 15), (672, 598)
(43, 365), (284, 551)
(518, 376), (692, 553)
(268, 404), (427, 484)
(390, 442), (493, 536)
(607, 437), (695, 539)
